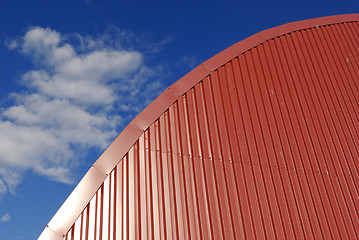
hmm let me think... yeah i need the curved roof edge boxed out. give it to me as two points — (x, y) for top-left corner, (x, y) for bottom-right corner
(39, 13), (359, 239)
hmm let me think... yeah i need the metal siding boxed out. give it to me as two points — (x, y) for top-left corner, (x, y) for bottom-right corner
(39, 15), (359, 240)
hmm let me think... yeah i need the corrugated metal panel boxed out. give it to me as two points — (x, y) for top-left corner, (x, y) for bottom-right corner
(39, 14), (359, 239)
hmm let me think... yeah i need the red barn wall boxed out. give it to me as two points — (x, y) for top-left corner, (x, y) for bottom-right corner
(39, 14), (359, 240)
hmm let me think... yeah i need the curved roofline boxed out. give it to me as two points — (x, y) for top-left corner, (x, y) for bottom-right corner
(39, 13), (359, 239)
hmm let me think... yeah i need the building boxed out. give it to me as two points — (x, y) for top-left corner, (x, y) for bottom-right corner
(39, 14), (359, 239)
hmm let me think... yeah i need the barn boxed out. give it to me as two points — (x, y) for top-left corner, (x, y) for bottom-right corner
(39, 14), (359, 239)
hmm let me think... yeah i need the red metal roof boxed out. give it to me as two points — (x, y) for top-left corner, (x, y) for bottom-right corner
(39, 14), (359, 239)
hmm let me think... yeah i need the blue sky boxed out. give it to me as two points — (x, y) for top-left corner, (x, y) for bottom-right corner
(0, 0), (358, 239)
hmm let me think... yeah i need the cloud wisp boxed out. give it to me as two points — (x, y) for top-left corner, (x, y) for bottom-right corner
(0, 213), (11, 222)
(0, 27), (165, 195)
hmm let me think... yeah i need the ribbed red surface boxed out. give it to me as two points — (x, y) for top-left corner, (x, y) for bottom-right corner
(49, 16), (359, 240)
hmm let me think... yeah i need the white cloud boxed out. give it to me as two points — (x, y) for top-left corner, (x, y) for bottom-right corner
(1, 26), (165, 194)
(0, 168), (22, 195)
(4, 40), (18, 50)
(21, 27), (75, 65)
(0, 180), (6, 194)
(1, 213), (11, 222)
